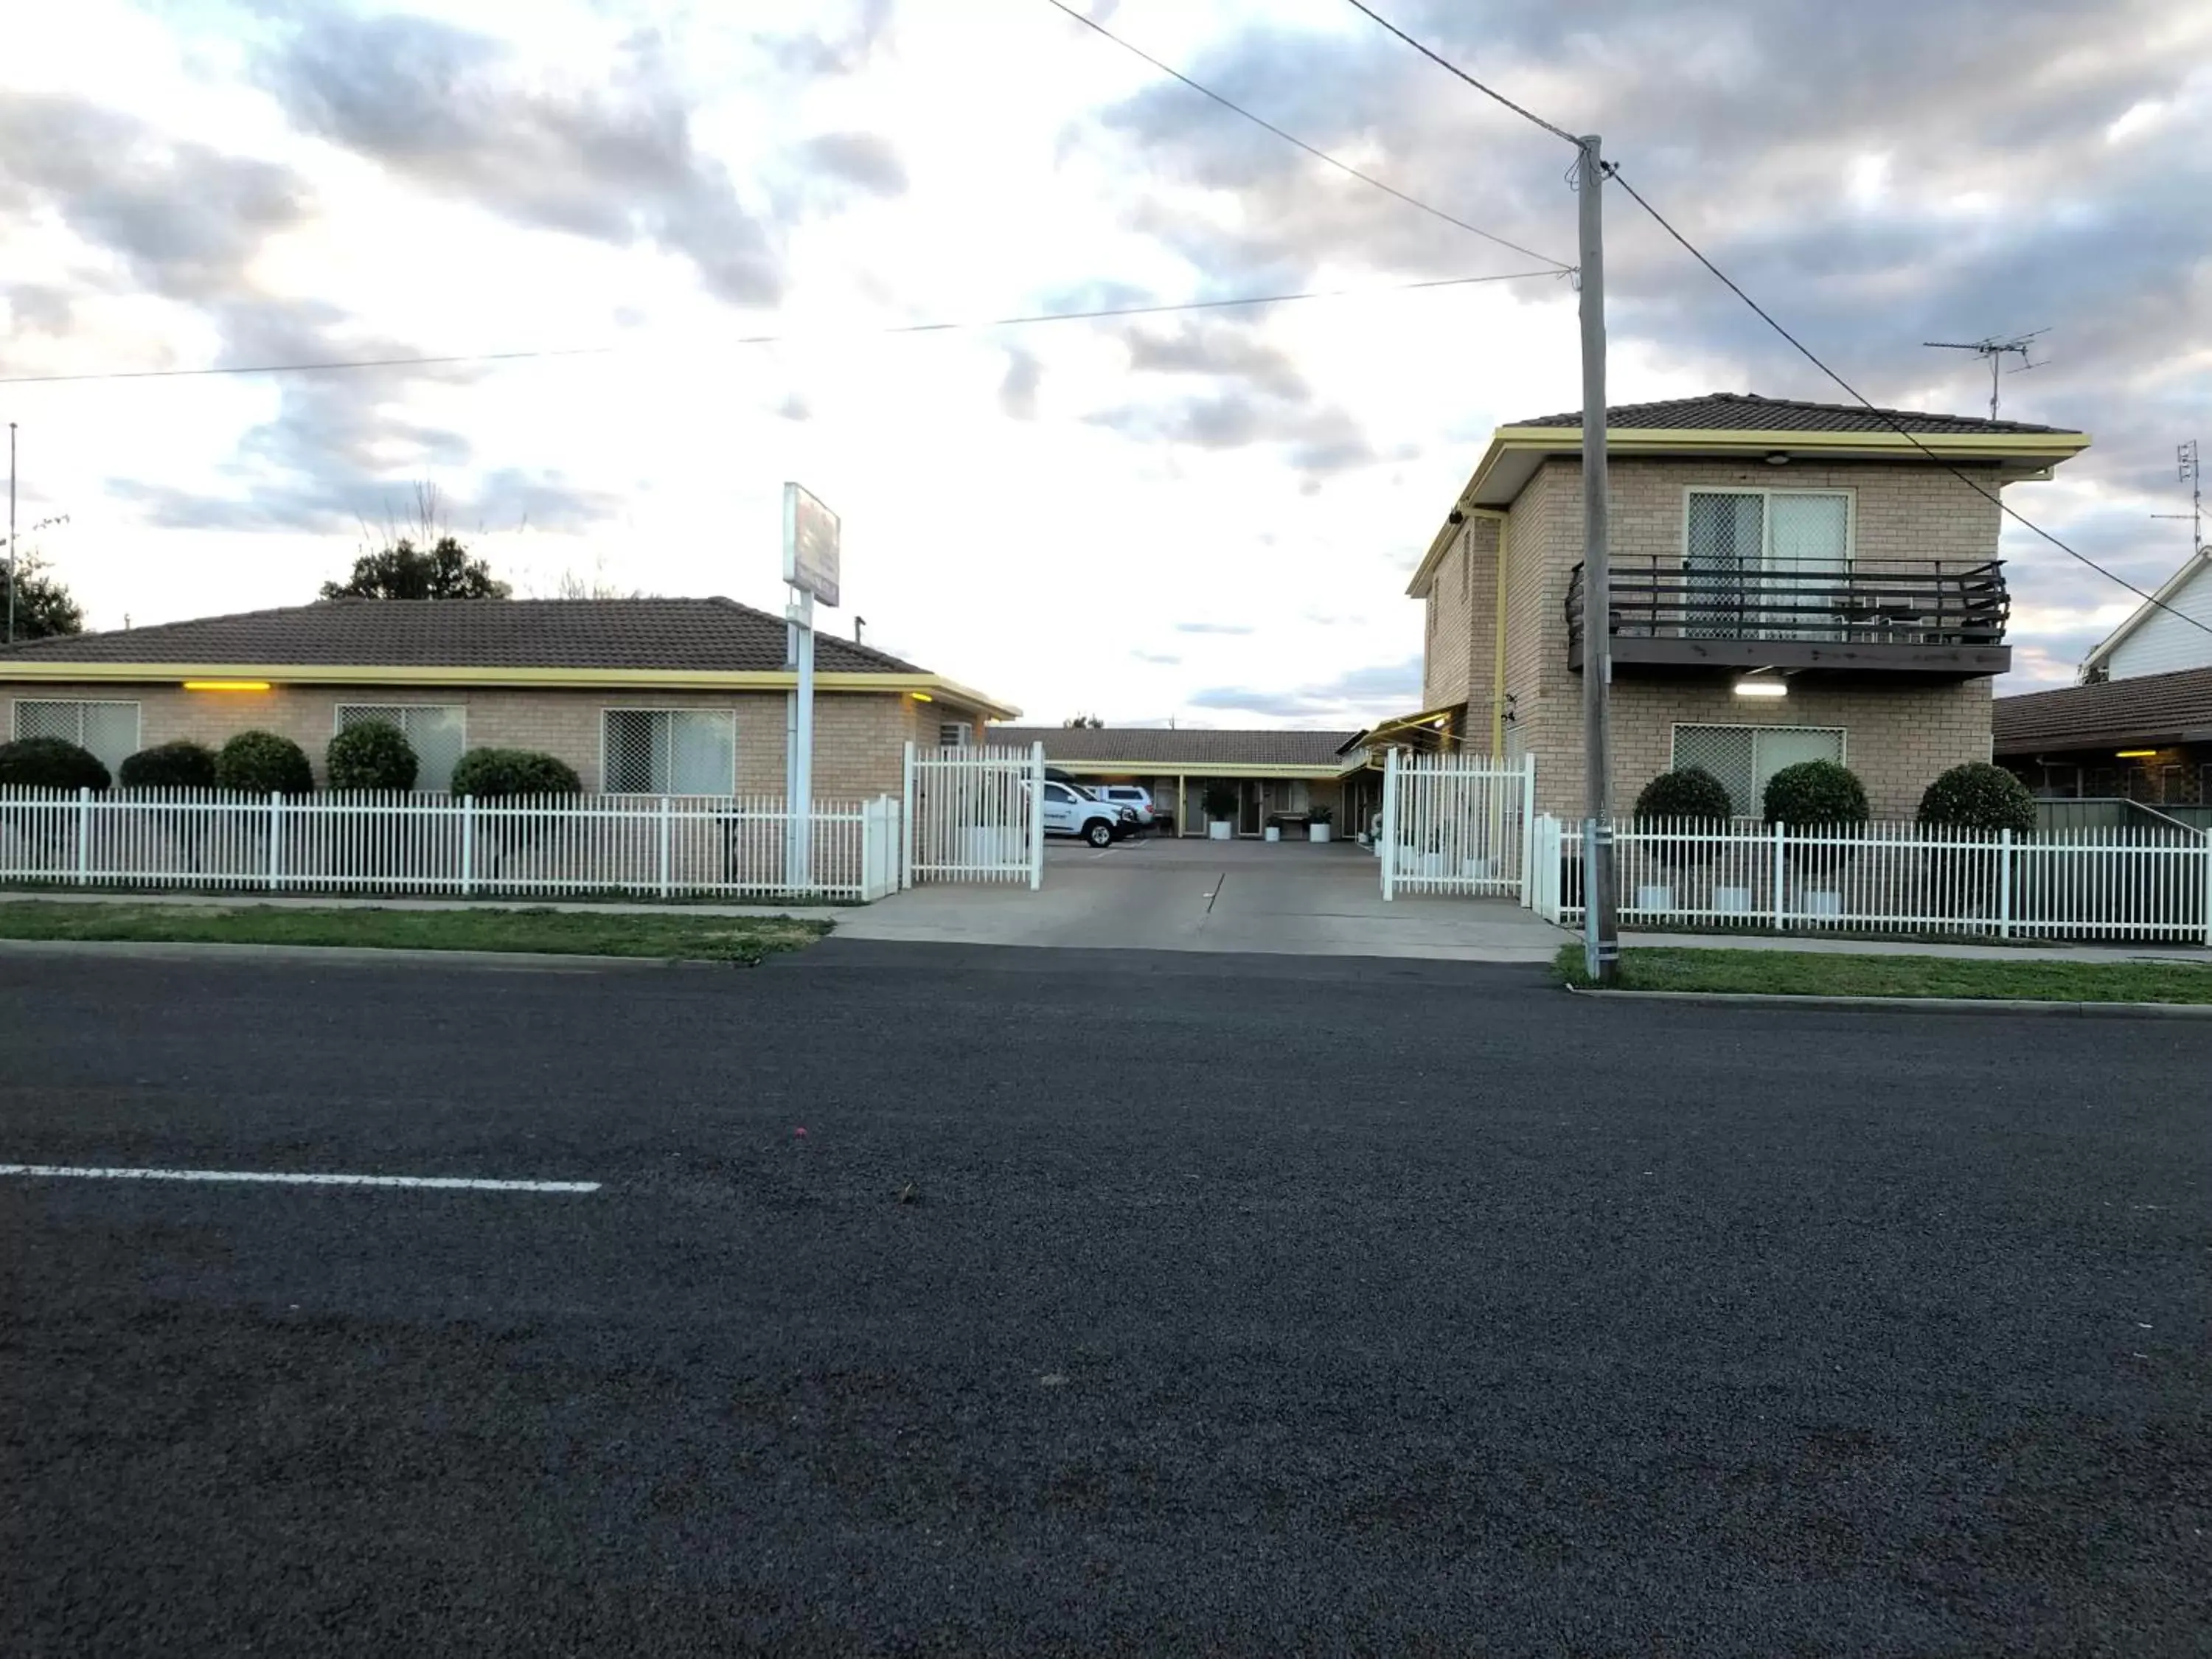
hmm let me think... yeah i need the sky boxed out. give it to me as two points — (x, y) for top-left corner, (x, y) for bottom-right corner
(1, 0), (2207, 728)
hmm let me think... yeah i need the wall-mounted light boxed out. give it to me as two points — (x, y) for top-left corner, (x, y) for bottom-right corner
(181, 680), (271, 692)
(909, 691), (934, 703)
(1764, 451), (1791, 466)
(1733, 675), (1789, 699)
(2115, 748), (2157, 758)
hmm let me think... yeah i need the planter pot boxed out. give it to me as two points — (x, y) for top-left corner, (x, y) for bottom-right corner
(1463, 856), (1498, 881)
(1636, 883), (1675, 912)
(1263, 825), (1281, 843)
(1802, 888), (1844, 918)
(1207, 821), (1233, 841)
(1419, 851), (1449, 878)
(1714, 884), (1753, 914)
(1309, 824), (1332, 844)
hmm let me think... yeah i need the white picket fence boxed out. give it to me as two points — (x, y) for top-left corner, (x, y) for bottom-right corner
(1379, 750), (1536, 899)
(1528, 815), (2212, 944)
(0, 787), (902, 902)
(903, 742), (1043, 887)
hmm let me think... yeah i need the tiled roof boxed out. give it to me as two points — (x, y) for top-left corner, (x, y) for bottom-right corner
(0, 598), (926, 675)
(1993, 667), (2212, 753)
(992, 726), (1359, 768)
(1510, 392), (2073, 437)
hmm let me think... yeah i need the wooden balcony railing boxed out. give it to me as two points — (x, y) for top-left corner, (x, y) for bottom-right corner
(1566, 557), (2011, 677)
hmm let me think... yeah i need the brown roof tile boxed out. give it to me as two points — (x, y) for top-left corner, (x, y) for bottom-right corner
(1993, 667), (2212, 753)
(993, 726), (1358, 768)
(0, 598), (928, 675)
(1512, 392), (2073, 437)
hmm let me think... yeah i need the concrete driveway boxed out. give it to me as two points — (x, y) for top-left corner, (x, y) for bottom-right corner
(837, 834), (1570, 961)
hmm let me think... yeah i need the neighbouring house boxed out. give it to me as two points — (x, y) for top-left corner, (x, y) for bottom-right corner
(1994, 664), (2212, 809)
(992, 726), (1354, 836)
(1400, 392), (2093, 819)
(2079, 546), (2212, 682)
(0, 597), (1015, 797)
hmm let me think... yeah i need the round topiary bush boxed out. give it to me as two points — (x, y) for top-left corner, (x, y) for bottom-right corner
(214, 729), (315, 796)
(1762, 759), (1869, 828)
(1200, 782), (1239, 822)
(1916, 762), (2036, 835)
(326, 720), (419, 791)
(119, 740), (217, 790)
(449, 747), (582, 799)
(1633, 766), (1733, 821)
(0, 736), (110, 792)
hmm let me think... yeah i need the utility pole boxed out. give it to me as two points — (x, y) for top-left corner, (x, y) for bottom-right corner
(7, 422), (15, 647)
(2151, 440), (2202, 554)
(1577, 135), (1618, 984)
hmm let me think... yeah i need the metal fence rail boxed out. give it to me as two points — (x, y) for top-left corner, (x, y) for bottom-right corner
(903, 742), (1043, 886)
(0, 787), (902, 902)
(1527, 814), (2212, 944)
(1380, 751), (1534, 900)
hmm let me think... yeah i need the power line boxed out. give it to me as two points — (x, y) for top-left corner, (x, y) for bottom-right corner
(0, 269), (1560, 387)
(1605, 164), (2212, 645)
(1337, 1), (1582, 149)
(1038, 0), (1572, 271)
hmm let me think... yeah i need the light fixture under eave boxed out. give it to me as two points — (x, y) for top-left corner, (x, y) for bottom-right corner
(909, 691), (934, 703)
(2115, 748), (2157, 758)
(1733, 675), (1789, 699)
(1764, 451), (1791, 466)
(182, 680), (272, 692)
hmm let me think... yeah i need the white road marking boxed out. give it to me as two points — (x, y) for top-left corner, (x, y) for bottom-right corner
(0, 1164), (599, 1194)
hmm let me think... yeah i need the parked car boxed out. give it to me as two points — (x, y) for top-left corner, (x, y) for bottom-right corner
(1088, 785), (1157, 830)
(1042, 780), (1134, 847)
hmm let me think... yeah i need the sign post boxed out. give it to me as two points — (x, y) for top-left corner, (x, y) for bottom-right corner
(782, 484), (840, 891)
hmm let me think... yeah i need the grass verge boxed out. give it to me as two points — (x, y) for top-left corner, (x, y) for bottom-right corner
(0, 901), (829, 964)
(1554, 944), (2212, 1004)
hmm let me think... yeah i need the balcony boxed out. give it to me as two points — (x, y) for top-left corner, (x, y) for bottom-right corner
(1566, 557), (2010, 678)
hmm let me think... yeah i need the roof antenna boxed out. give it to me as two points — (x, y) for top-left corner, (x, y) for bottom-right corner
(2151, 439), (2204, 556)
(1921, 330), (2048, 420)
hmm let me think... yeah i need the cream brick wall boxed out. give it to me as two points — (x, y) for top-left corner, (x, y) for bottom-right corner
(3, 681), (928, 799)
(1458, 456), (2008, 818)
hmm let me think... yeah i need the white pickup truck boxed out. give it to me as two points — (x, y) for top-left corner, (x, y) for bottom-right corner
(1042, 780), (1134, 848)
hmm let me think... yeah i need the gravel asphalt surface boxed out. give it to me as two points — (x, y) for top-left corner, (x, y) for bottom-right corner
(2, 939), (2207, 1656)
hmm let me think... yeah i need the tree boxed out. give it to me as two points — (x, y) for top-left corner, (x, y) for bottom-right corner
(1062, 713), (1107, 728)
(4, 549), (86, 641)
(319, 536), (509, 601)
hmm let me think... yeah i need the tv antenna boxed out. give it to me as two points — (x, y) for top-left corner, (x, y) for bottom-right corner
(2151, 439), (2203, 556)
(1921, 330), (2048, 420)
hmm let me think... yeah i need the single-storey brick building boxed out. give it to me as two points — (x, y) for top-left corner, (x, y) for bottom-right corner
(993, 726), (1356, 836)
(0, 597), (1015, 798)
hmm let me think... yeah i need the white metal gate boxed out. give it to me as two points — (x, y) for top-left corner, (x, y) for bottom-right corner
(902, 742), (1044, 887)
(1380, 750), (1535, 899)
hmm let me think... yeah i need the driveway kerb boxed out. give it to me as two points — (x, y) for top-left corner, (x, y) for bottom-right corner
(0, 938), (735, 973)
(1565, 984), (2212, 1019)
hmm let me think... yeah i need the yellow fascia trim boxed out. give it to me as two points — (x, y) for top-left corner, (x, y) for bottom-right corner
(1492, 425), (2092, 457)
(1406, 506), (1505, 600)
(1050, 759), (1343, 779)
(0, 659), (1022, 719)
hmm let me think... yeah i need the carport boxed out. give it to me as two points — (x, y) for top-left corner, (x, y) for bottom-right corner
(989, 726), (1358, 838)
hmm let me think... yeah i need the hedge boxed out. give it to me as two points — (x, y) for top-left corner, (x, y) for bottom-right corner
(213, 730), (315, 796)
(119, 741), (218, 790)
(1917, 762), (2037, 835)
(0, 737), (110, 792)
(448, 748), (582, 799)
(326, 720), (419, 791)
(1762, 759), (1869, 828)
(1633, 766), (1733, 821)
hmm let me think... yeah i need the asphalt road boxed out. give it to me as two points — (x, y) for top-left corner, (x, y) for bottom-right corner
(2, 941), (2206, 1657)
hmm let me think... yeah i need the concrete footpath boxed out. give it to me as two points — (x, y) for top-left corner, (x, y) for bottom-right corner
(1634, 930), (2210, 966)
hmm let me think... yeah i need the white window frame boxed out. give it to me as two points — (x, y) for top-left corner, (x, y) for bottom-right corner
(333, 702), (467, 792)
(1682, 485), (1857, 570)
(1669, 722), (1848, 817)
(599, 707), (738, 797)
(11, 698), (142, 774)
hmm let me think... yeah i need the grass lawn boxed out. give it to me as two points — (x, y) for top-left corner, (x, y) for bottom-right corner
(0, 902), (829, 964)
(1555, 943), (2212, 1004)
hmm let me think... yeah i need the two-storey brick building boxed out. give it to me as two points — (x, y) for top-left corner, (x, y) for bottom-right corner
(1405, 394), (2091, 819)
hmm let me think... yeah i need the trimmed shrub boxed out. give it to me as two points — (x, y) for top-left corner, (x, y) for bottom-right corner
(0, 736), (110, 792)
(1307, 804), (1334, 825)
(1762, 759), (1869, 829)
(119, 741), (217, 790)
(1633, 766), (1733, 822)
(1917, 762), (2036, 835)
(1200, 782), (1239, 821)
(214, 730), (314, 796)
(449, 747), (582, 799)
(326, 720), (419, 791)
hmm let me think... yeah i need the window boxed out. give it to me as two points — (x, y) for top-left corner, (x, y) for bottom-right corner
(602, 709), (737, 795)
(1043, 782), (1076, 804)
(938, 721), (973, 748)
(13, 699), (140, 776)
(1672, 724), (1846, 816)
(335, 703), (465, 791)
(1686, 488), (1852, 637)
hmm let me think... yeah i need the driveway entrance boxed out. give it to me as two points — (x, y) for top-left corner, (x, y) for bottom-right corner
(838, 835), (1568, 961)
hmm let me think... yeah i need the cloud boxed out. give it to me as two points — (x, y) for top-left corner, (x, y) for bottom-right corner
(260, 13), (782, 305)
(757, 0), (896, 79)
(1087, 392), (1380, 478)
(999, 345), (1041, 419)
(793, 131), (908, 198)
(774, 392), (813, 422)
(1130, 649), (1182, 664)
(1124, 318), (1309, 400)
(1172, 621), (1254, 636)
(1188, 655), (1422, 720)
